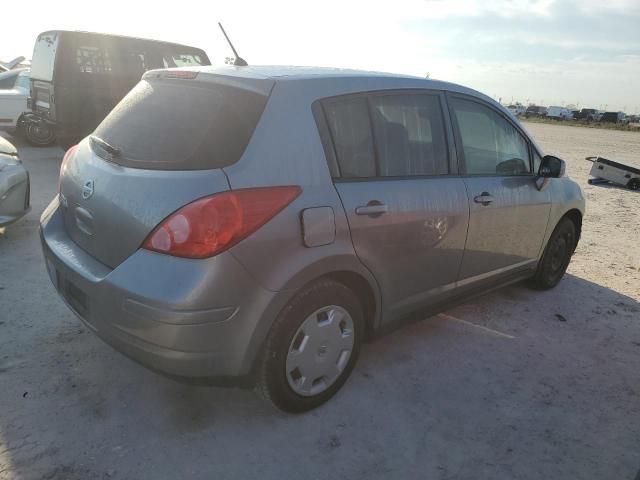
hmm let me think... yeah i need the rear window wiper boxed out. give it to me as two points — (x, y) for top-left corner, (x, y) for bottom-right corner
(90, 135), (121, 157)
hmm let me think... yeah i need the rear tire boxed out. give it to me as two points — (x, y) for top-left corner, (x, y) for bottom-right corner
(255, 279), (364, 413)
(530, 218), (576, 290)
(628, 178), (640, 191)
(23, 122), (56, 146)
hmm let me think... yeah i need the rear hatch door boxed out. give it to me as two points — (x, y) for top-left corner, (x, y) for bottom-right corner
(30, 32), (59, 120)
(59, 72), (272, 268)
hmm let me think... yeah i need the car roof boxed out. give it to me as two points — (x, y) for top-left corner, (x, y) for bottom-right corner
(180, 64), (490, 99)
(194, 65), (419, 80)
(191, 64), (455, 84)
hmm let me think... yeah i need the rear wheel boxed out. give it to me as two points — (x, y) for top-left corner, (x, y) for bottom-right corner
(23, 121), (56, 146)
(628, 178), (640, 191)
(256, 279), (364, 413)
(530, 218), (576, 290)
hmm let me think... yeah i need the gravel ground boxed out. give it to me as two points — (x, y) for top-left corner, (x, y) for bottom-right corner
(0, 123), (638, 480)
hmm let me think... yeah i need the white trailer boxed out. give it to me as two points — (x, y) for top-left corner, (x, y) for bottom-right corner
(586, 156), (640, 190)
(547, 106), (573, 120)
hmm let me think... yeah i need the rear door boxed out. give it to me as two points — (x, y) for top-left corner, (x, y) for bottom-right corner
(30, 32), (59, 121)
(320, 91), (469, 321)
(447, 95), (551, 282)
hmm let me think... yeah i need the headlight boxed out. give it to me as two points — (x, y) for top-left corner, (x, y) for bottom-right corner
(0, 154), (21, 171)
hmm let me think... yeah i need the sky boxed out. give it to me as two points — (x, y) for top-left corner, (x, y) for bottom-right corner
(2, 0), (639, 112)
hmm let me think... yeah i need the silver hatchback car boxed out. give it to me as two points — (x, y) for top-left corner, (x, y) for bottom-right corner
(40, 66), (584, 412)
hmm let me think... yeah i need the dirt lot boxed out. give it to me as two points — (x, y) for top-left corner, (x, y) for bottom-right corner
(0, 123), (638, 480)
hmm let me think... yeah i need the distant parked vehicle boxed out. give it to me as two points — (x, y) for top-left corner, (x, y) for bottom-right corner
(599, 112), (626, 123)
(547, 106), (573, 120)
(0, 69), (56, 146)
(27, 30), (211, 149)
(0, 136), (30, 226)
(576, 108), (601, 121)
(525, 105), (548, 117)
(507, 104), (526, 116)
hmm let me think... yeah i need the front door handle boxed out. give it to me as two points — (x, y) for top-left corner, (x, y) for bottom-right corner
(355, 202), (388, 217)
(473, 192), (494, 206)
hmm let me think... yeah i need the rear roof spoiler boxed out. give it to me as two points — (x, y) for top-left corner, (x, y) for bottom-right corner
(142, 68), (275, 97)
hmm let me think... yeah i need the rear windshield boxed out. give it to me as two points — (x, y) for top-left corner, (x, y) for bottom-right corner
(93, 78), (269, 170)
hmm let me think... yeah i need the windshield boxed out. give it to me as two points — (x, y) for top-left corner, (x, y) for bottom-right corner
(0, 71), (19, 89)
(14, 72), (30, 91)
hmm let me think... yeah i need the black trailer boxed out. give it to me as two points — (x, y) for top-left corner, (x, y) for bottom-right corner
(27, 31), (210, 149)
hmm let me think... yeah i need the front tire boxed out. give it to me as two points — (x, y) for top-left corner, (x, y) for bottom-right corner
(255, 279), (364, 413)
(530, 218), (576, 290)
(23, 121), (56, 146)
(628, 178), (640, 191)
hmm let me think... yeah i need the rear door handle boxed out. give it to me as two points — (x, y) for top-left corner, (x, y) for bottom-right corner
(355, 203), (388, 217)
(473, 192), (494, 206)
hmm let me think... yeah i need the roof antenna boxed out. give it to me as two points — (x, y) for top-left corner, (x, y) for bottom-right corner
(218, 22), (248, 66)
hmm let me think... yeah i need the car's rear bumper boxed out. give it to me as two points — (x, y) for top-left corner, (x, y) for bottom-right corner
(40, 197), (278, 378)
(0, 162), (30, 227)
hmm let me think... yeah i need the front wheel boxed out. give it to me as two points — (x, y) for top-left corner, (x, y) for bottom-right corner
(628, 178), (640, 191)
(255, 279), (364, 413)
(530, 218), (576, 290)
(23, 122), (56, 146)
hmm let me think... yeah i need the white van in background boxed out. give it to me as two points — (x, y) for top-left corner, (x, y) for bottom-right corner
(507, 104), (526, 116)
(547, 106), (573, 120)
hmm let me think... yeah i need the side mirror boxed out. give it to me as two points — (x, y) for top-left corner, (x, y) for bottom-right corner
(538, 155), (566, 178)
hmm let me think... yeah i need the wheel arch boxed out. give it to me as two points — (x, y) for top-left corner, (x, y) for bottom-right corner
(243, 259), (382, 376)
(321, 270), (378, 339)
(561, 208), (583, 252)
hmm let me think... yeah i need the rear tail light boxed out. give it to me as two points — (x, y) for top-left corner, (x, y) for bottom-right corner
(142, 186), (301, 259)
(58, 144), (77, 193)
(162, 71), (199, 79)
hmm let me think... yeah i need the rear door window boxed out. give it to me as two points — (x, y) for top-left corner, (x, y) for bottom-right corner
(450, 97), (531, 175)
(93, 78), (269, 170)
(321, 92), (449, 178)
(323, 97), (377, 178)
(370, 94), (448, 176)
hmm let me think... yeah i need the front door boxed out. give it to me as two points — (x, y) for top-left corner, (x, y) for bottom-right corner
(448, 95), (551, 282)
(321, 92), (469, 321)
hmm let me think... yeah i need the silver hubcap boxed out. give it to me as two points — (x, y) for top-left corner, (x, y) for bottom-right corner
(286, 305), (355, 397)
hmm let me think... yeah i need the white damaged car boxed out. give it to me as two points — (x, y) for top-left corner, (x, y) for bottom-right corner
(0, 136), (30, 227)
(0, 69), (55, 146)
